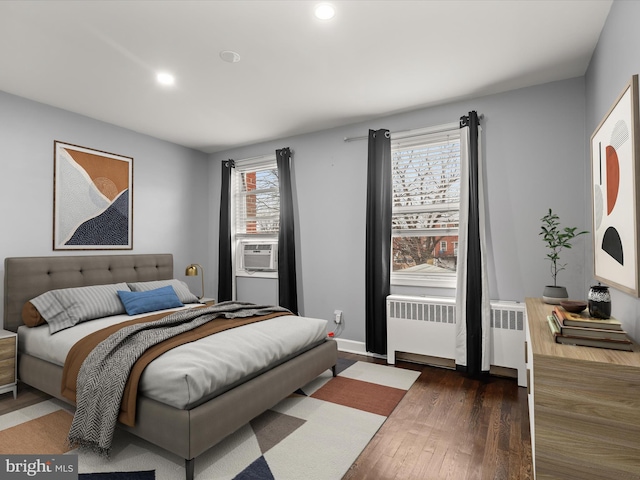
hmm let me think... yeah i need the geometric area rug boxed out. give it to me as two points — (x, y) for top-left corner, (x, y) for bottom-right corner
(0, 360), (420, 479)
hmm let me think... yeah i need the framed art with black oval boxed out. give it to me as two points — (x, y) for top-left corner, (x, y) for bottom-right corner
(590, 75), (640, 297)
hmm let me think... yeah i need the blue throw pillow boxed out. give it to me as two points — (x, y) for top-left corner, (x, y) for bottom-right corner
(117, 285), (184, 315)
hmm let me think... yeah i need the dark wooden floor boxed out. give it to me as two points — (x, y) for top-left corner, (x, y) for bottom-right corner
(0, 353), (532, 480)
(340, 352), (533, 480)
(0, 383), (50, 416)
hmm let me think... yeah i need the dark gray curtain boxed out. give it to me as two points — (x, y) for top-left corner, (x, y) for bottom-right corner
(217, 159), (234, 302)
(455, 111), (490, 377)
(365, 129), (392, 355)
(276, 147), (298, 313)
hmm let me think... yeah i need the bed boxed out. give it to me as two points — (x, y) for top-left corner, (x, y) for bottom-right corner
(3, 253), (337, 480)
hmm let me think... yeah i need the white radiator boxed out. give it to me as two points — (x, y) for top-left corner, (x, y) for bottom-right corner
(386, 294), (526, 387)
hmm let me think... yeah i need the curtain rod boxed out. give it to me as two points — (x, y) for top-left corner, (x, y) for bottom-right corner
(227, 148), (295, 164)
(343, 114), (484, 142)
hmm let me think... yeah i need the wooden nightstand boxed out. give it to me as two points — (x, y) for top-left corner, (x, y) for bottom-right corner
(0, 329), (17, 399)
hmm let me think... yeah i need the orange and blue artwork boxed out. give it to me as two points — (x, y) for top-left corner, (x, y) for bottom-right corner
(53, 141), (133, 250)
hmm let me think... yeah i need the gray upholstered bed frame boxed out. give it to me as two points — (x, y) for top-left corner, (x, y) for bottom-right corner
(3, 254), (337, 480)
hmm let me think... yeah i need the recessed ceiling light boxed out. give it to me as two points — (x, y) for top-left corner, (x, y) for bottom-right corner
(314, 3), (335, 20)
(156, 72), (175, 86)
(220, 50), (241, 63)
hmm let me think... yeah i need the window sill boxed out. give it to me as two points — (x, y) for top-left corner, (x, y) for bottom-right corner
(236, 270), (278, 279)
(391, 273), (457, 289)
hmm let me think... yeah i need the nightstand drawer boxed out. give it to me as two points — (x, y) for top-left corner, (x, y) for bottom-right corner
(0, 357), (15, 385)
(0, 337), (15, 360)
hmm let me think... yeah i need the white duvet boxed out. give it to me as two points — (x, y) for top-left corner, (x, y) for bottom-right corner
(17, 305), (329, 409)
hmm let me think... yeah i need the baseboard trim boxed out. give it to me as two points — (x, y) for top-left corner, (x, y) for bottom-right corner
(395, 352), (455, 369)
(335, 338), (386, 359)
(336, 340), (519, 381)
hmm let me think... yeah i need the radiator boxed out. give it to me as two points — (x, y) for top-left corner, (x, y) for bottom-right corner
(386, 294), (526, 386)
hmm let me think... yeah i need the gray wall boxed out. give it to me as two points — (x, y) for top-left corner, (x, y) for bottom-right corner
(0, 90), (212, 322)
(585, 0), (640, 339)
(210, 77), (590, 345)
(4, 3), (628, 347)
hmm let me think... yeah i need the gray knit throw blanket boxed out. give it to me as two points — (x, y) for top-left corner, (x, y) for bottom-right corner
(67, 301), (291, 456)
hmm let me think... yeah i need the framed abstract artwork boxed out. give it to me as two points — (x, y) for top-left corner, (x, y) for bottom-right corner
(53, 141), (133, 250)
(590, 75), (640, 297)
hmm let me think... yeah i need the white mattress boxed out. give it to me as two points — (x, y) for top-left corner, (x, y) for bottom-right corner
(18, 305), (329, 409)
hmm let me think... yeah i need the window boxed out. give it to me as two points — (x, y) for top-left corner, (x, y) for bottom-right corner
(391, 124), (461, 286)
(233, 155), (279, 276)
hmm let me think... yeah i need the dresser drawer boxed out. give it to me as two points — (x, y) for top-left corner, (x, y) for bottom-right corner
(0, 337), (15, 361)
(0, 357), (15, 385)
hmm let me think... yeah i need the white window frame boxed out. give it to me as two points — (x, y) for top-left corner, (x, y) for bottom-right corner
(390, 122), (460, 288)
(232, 154), (279, 278)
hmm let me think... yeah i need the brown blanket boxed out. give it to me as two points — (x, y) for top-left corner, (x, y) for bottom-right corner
(61, 308), (289, 426)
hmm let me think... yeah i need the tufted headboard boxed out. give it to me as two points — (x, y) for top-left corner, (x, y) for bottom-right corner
(3, 254), (173, 332)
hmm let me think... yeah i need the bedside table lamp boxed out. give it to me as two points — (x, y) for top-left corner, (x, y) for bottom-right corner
(185, 263), (205, 300)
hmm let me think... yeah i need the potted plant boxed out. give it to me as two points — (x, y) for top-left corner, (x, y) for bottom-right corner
(539, 209), (588, 304)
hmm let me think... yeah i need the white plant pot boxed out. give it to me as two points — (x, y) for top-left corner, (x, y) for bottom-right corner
(542, 285), (569, 304)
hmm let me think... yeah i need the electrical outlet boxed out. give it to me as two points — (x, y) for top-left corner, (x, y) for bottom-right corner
(334, 310), (343, 324)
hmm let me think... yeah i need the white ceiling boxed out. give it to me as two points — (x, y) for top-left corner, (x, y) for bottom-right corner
(0, 0), (613, 153)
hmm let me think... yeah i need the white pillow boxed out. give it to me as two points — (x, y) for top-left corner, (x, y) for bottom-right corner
(127, 279), (199, 304)
(30, 283), (131, 334)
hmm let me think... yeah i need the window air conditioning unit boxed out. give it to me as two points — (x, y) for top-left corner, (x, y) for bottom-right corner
(243, 243), (277, 271)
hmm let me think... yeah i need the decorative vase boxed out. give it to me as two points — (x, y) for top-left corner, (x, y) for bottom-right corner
(588, 284), (611, 319)
(542, 285), (569, 305)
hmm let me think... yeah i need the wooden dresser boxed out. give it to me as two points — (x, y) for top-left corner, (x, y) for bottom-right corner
(525, 297), (640, 480)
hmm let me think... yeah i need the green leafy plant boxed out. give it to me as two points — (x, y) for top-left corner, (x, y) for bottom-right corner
(539, 209), (588, 287)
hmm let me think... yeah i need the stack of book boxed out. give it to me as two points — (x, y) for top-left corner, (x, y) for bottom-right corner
(547, 306), (634, 351)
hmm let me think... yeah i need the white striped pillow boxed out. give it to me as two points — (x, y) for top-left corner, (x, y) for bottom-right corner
(127, 279), (199, 304)
(30, 283), (131, 334)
